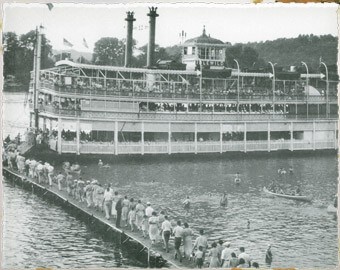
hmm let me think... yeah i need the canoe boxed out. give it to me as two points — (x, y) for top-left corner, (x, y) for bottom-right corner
(263, 187), (312, 202)
(327, 204), (337, 213)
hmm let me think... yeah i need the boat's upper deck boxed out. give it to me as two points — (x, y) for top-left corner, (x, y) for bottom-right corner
(31, 60), (337, 102)
(29, 60), (338, 121)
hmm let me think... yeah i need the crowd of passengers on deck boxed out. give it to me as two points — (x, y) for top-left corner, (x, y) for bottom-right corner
(33, 95), (289, 115)
(38, 73), (319, 99)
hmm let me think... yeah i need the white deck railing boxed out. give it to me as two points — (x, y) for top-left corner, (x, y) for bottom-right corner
(56, 139), (336, 155)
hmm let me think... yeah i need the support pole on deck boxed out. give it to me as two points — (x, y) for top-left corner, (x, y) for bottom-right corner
(244, 122), (247, 153)
(76, 119), (80, 155)
(141, 122), (145, 155)
(168, 122), (171, 155)
(334, 121), (337, 149)
(194, 123), (198, 154)
(290, 121), (294, 151)
(312, 120), (316, 150)
(267, 122), (271, 152)
(57, 117), (62, 154)
(220, 123), (223, 154)
(43, 117), (47, 131)
(114, 121), (118, 155)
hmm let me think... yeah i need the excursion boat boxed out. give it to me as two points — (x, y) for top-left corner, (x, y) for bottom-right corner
(263, 186), (312, 202)
(28, 7), (338, 156)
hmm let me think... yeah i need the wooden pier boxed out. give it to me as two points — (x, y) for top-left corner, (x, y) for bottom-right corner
(2, 167), (197, 269)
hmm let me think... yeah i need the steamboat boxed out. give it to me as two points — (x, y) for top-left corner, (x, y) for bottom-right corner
(28, 7), (338, 156)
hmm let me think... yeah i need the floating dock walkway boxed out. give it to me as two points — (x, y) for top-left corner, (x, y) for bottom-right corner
(2, 167), (197, 269)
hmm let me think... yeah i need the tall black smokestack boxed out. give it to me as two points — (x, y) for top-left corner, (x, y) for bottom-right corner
(124, 11), (136, 67)
(147, 7), (159, 69)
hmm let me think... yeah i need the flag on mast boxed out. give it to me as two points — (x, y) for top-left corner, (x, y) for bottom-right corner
(63, 38), (73, 48)
(46, 3), (54, 11)
(82, 38), (89, 48)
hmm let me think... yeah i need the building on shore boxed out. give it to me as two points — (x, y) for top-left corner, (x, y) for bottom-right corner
(28, 8), (338, 156)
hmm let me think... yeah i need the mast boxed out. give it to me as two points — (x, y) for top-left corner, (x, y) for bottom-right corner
(33, 25), (42, 131)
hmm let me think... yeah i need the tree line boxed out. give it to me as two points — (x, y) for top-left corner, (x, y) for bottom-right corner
(3, 31), (337, 91)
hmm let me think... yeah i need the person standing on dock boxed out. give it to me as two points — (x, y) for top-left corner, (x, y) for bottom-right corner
(192, 229), (208, 260)
(115, 196), (123, 228)
(36, 161), (44, 184)
(55, 172), (64, 191)
(111, 191), (120, 219)
(173, 220), (184, 262)
(238, 247), (252, 267)
(135, 200), (145, 231)
(145, 202), (154, 218)
(208, 242), (220, 268)
(195, 246), (204, 268)
(129, 206), (137, 231)
(103, 184), (113, 219)
(46, 163), (54, 187)
(220, 242), (233, 267)
(182, 222), (194, 259)
(66, 172), (73, 195)
(161, 215), (172, 253)
(149, 211), (159, 245)
(84, 181), (93, 207)
(122, 195), (130, 227)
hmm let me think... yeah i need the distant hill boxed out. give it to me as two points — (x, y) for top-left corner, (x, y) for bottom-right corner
(52, 49), (92, 62)
(245, 34), (337, 72)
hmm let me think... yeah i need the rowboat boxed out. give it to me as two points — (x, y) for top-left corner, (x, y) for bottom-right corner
(327, 204), (337, 213)
(263, 187), (312, 202)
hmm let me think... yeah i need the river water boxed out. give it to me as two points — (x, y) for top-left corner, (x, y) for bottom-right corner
(2, 92), (339, 268)
(2, 180), (146, 269)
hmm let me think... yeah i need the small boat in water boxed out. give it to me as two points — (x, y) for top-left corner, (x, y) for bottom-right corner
(263, 187), (312, 202)
(327, 204), (337, 213)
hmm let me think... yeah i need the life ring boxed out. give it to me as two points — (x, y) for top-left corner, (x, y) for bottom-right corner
(234, 177), (241, 184)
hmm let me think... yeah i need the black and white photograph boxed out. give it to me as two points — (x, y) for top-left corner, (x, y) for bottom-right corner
(1, 2), (338, 269)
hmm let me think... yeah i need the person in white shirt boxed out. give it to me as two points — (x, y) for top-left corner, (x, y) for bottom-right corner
(103, 184), (113, 219)
(145, 202), (154, 217)
(238, 247), (251, 267)
(173, 220), (184, 262)
(221, 242), (233, 267)
(161, 215), (172, 252)
(192, 229), (208, 257)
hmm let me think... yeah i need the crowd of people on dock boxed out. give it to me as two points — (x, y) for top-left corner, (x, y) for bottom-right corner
(3, 143), (273, 268)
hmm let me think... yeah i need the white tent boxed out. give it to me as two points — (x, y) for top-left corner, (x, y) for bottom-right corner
(304, 85), (321, 96)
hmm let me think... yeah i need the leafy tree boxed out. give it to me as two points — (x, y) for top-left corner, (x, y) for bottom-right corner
(3, 30), (54, 89)
(3, 32), (19, 77)
(92, 37), (125, 66)
(225, 44), (259, 69)
(245, 34), (337, 72)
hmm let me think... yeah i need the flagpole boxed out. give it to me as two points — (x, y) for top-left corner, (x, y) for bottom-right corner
(33, 26), (42, 132)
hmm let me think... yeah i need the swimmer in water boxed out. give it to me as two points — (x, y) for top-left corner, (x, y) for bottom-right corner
(220, 192), (228, 207)
(183, 196), (190, 214)
(98, 159), (103, 167)
(234, 172), (241, 184)
(289, 167), (293, 174)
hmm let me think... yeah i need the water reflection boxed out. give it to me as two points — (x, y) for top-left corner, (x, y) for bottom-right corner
(2, 181), (145, 269)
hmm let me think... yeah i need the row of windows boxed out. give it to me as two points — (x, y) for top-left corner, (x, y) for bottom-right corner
(183, 46), (224, 60)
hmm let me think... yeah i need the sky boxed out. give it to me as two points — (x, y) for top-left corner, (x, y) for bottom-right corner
(3, 3), (338, 52)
